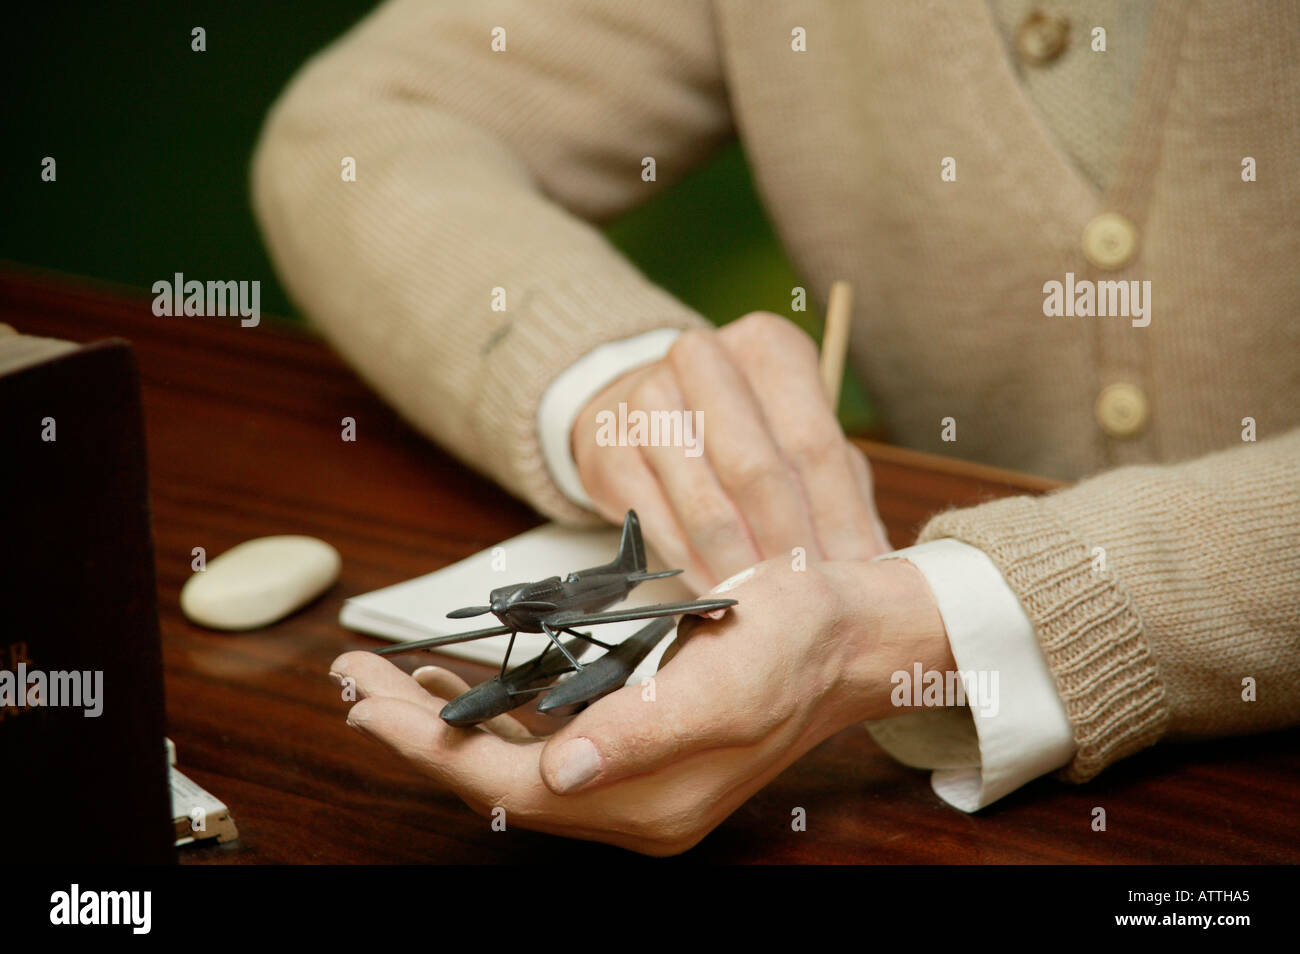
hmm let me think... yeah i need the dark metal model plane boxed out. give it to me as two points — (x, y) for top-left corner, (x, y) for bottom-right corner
(374, 511), (737, 726)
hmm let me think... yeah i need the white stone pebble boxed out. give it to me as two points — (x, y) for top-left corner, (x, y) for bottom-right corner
(181, 535), (340, 630)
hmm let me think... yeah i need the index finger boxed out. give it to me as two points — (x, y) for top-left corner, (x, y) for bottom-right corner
(716, 317), (884, 560)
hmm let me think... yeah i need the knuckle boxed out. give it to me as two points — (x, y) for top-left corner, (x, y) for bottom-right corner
(785, 324), (820, 359)
(668, 327), (710, 356)
(734, 311), (816, 355)
(629, 372), (673, 412)
(724, 452), (784, 499)
(733, 311), (785, 337)
(786, 425), (845, 469)
(667, 328), (715, 371)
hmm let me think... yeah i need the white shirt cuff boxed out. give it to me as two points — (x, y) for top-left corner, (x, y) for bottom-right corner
(537, 329), (682, 510)
(867, 538), (1076, 811)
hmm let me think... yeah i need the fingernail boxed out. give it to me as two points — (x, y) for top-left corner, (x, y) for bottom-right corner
(550, 737), (602, 794)
(328, 671), (345, 687)
(411, 665), (441, 680)
(346, 711), (370, 734)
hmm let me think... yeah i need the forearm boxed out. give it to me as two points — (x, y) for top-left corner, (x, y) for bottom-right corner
(251, 0), (724, 521)
(918, 428), (1300, 781)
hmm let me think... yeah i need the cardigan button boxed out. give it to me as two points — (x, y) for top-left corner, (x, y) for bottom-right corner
(1015, 11), (1070, 64)
(1082, 212), (1139, 270)
(1096, 383), (1149, 439)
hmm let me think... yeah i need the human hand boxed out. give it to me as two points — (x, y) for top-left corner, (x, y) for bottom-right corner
(330, 556), (951, 856)
(571, 313), (891, 593)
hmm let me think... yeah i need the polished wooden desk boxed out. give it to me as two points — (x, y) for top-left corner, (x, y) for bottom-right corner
(5, 268), (1297, 864)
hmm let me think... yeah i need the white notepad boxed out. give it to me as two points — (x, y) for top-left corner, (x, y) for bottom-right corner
(339, 522), (692, 682)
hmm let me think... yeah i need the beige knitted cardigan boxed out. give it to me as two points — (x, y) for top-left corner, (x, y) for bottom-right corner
(252, 0), (1300, 782)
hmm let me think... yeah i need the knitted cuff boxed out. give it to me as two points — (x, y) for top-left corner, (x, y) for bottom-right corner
(919, 494), (1169, 781)
(475, 269), (708, 525)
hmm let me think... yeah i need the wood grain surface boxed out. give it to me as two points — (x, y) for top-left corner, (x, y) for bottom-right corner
(4, 267), (1296, 864)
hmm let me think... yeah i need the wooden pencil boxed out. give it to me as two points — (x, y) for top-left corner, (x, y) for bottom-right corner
(819, 280), (853, 407)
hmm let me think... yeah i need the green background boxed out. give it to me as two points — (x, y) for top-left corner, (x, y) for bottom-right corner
(3, 1), (871, 430)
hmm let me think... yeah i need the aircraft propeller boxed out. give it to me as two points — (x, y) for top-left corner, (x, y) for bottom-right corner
(446, 605), (491, 619)
(446, 600), (560, 620)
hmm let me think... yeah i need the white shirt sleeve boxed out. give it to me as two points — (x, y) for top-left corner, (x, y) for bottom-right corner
(866, 538), (1077, 812)
(537, 329), (683, 510)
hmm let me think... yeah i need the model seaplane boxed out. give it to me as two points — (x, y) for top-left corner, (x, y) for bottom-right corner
(374, 511), (737, 726)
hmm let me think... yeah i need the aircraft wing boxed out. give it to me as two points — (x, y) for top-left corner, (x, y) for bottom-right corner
(373, 622), (513, 656)
(372, 597), (737, 656)
(550, 597), (737, 629)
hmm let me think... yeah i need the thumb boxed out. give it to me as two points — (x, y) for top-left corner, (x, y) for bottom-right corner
(538, 654), (730, 795)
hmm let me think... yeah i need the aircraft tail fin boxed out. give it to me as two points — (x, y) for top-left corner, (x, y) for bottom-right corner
(614, 510), (647, 574)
